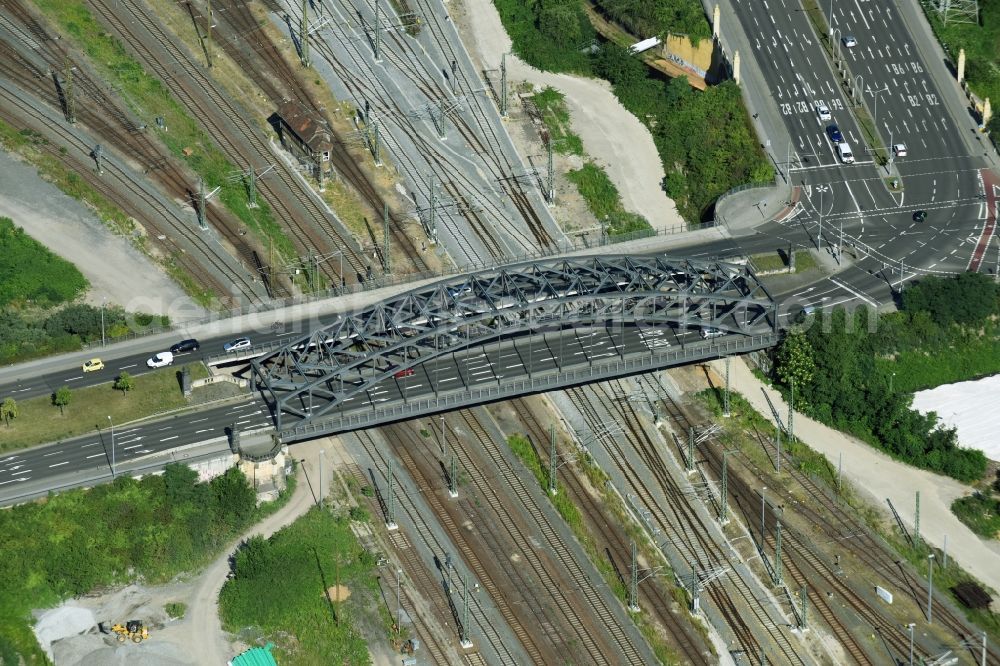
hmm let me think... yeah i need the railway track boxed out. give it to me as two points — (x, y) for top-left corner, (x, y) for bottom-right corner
(209, 0), (431, 274)
(0, 75), (264, 304)
(87, 0), (371, 286)
(742, 418), (1000, 664)
(566, 382), (809, 665)
(507, 398), (713, 665)
(352, 429), (524, 665)
(0, 2), (271, 301)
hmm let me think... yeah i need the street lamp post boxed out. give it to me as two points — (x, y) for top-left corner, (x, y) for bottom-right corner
(814, 184), (830, 252)
(395, 568), (403, 638)
(907, 623), (915, 665)
(107, 415), (115, 477)
(101, 298), (107, 347)
(828, 0), (835, 36)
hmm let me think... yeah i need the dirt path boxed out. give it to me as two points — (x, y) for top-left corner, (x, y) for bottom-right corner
(449, 0), (685, 232)
(182, 441), (327, 663)
(713, 357), (1000, 595)
(0, 152), (206, 321)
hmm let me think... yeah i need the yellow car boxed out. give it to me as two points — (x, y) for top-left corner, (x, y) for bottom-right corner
(82, 358), (105, 373)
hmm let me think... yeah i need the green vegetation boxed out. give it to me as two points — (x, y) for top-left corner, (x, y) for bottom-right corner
(772, 272), (1000, 482)
(565, 162), (651, 235)
(32, 0), (297, 263)
(591, 0), (710, 41)
(2, 397), (19, 427)
(0, 304), (170, 365)
(492, 0), (772, 222)
(0, 217), (88, 307)
(952, 491), (1000, 539)
(920, 0), (1000, 139)
(164, 602), (187, 619)
(506, 434), (582, 529)
(0, 464), (281, 663)
(219, 508), (376, 665)
(530, 87), (584, 155)
(113, 371), (135, 397)
(751, 249), (817, 274)
(0, 363), (209, 452)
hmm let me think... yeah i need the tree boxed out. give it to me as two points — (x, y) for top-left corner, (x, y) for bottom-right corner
(774, 328), (816, 402)
(114, 371), (135, 397)
(211, 468), (256, 527)
(52, 386), (72, 416)
(0, 397), (17, 427)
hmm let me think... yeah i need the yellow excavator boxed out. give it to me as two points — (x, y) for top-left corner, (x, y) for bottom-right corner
(110, 620), (148, 643)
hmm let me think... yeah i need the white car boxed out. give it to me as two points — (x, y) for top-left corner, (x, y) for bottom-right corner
(224, 337), (252, 352)
(842, 35), (857, 48)
(837, 142), (855, 164)
(893, 143), (907, 158)
(815, 101), (832, 121)
(701, 327), (725, 339)
(146, 351), (174, 368)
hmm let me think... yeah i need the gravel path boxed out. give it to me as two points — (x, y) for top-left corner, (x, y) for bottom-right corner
(0, 151), (206, 321)
(182, 441), (326, 664)
(451, 0), (685, 232)
(714, 357), (1000, 596)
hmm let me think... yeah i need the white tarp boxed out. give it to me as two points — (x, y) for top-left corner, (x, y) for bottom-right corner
(628, 37), (661, 54)
(912, 374), (1000, 461)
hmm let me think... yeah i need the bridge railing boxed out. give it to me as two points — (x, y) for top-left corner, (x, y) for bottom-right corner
(278, 333), (778, 443)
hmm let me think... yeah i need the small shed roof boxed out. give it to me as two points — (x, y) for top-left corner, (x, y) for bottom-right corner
(229, 642), (278, 666)
(277, 100), (332, 152)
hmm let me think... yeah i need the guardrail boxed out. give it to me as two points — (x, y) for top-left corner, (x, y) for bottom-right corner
(278, 333), (778, 442)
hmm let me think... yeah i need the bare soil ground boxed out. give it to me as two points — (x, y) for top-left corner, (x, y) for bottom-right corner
(0, 151), (205, 321)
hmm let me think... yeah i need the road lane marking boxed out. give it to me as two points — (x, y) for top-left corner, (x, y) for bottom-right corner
(48, 461), (69, 468)
(86, 453), (104, 459)
(190, 418), (209, 423)
(124, 444), (143, 450)
(196, 429), (212, 434)
(159, 436), (179, 442)
(118, 364), (137, 369)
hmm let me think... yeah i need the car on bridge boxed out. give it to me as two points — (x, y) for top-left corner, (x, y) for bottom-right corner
(700, 327), (725, 339)
(224, 337), (252, 352)
(394, 368), (416, 378)
(146, 352), (174, 369)
(82, 358), (105, 373)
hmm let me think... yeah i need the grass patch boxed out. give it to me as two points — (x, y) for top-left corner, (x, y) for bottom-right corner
(0, 217), (88, 307)
(507, 434), (583, 530)
(952, 492), (1000, 540)
(0, 464), (286, 663)
(565, 162), (652, 236)
(752, 249), (818, 274)
(164, 602), (187, 619)
(219, 507), (378, 664)
(530, 87), (584, 155)
(0, 362), (210, 452)
(32, 0), (297, 264)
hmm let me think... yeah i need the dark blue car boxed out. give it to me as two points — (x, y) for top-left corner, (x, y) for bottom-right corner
(826, 124), (843, 143)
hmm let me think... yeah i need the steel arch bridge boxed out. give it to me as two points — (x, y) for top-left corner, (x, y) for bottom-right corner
(251, 254), (778, 439)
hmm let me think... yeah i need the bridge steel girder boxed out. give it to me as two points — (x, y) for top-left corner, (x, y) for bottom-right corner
(251, 254), (777, 431)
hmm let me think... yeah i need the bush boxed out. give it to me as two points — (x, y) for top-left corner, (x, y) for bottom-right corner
(952, 493), (1000, 539)
(902, 272), (1000, 326)
(0, 217), (88, 307)
(773, 306), (989, 482)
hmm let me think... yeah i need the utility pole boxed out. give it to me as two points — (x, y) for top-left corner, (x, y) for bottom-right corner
(300, 0), (310, 67)
(719, 451), (730, 524)
(500, 52), (508, 117)
(373, 4), (382, 62)
(247, 165), (257, 207)
(800, 586), (808, 629)
(107, 415), (116, 477)
(197, 177), (207, 229)
(789, 379), (796, 440)
(395, 568), (403, 638)
(838, 222), (844, 264)
(689, 561), (700, 611)
(64, 58), (75, 124)
(448, 454), (458, 498)
(628, 541), (640, 611)
(926, 553), (935, 623)
(914, 491), (921, 549)
(382, 202), (391, 274)
(92, 144), (104, 175)
(686, 426), (695, 474)
(907, 623), (915, 665)
(723, 356), (731, 417)
(386, 456), (398, 530)
(428, 176), (438, 242)
(546, 136), (555, 204)
(459, 572), (473, 648)
(206, 0), (213, 67)
(776, 422), (782, 473)
(548, 424), (558, 495)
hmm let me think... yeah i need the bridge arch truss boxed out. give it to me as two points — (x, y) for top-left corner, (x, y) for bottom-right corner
(251, 254), (777, 433)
